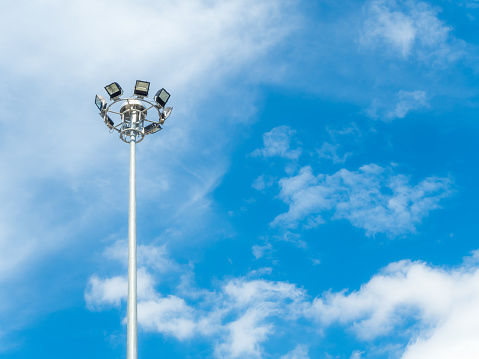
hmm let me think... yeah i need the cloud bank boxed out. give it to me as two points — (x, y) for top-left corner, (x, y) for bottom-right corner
(86, 245), (479, 358)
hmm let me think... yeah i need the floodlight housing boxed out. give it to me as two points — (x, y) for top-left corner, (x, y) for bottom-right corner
(105, 115), (114, 128)
(134, 80), (150, 97)
(159, 107), (173, 124)
(105, 82), (123, 100)
(154, 88), (170, 108)
(95, 94), (107, 111)
(144, 123), (162, 135)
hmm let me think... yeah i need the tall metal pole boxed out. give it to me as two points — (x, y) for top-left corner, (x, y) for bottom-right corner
(96, 82), (172, 359)
(127, 131), (138, 359)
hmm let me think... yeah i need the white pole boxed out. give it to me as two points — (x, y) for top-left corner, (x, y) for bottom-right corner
(127, 130), (138, 359)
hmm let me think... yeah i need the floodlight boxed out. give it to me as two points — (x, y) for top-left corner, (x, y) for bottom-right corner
(154, 88), (170, 108)
(134, 80), (150, 97)
(105, 115), (114, 128)
(162, 107), (173, 120)
(159, 107), (173, 124)
(144, 123), (162, 134)
(95, 94), (107, 111)
(105, 82), (123, 99)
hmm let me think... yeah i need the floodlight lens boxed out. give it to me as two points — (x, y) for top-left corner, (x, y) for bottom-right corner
(134, 80), (150, 97)
(158, 90), (170, 103)
(95, 96), (102, 110)
(95, 94), (107, 111)
(105, 115), (114, 128)
(105, 83), (119, 94)
(163, 107), (173, 119)
(144, 123), (162, 134)
(105, 82), (123, 99)
(154, 88), (170, 107)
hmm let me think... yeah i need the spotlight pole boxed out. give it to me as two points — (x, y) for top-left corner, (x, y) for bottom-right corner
(95, 82), (172, 359)
(127, 129), (138, 359)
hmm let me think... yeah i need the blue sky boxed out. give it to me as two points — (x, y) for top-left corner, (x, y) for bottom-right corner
(1, 0), (479, 358)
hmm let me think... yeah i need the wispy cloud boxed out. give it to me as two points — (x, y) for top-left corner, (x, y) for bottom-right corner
(316, 123), (361, 163)
(280, 344), (310, 359)
(252, 174), (276, 191)
(317, 142), (351, 163)
(361, 0), (418, 57)
(252, 126), (302, 160)
(465, 0), (479, 9)
(360, 0), (464, 65)
(367, 90), (429, 121)
(387, 90), (428, 119)
(350, 350), (365, 359)
(271, 164), (453, 237)
(252, 243), (273, 260)
(103, 240), (183, 274)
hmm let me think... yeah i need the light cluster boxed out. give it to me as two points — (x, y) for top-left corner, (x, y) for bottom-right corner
(94, 80), (173, 143)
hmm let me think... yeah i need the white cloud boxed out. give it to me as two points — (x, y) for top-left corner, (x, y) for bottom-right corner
(327, 123), (361, 141)
(271, 164), (453, 236)
(0, 0), (297, 88)
(362, 0), (417, 57)
(252, 175), (267, 191)
(252, 126), (302, 160)
(222, 279), (306, 310)
(465, 0), (479, 9)
(204, 279), (307, 358)
(350, 351), (365, 359)
(252, 243), (273, 259)
(138, 296), (197, 340)
(309, 255), (479, 359)
(252, 174), (275, 191)
(86, 264), (307, 358)
(317, 142), (351, 163)
(85, 267), (156, 310)
(85, 269), (198, 340)
(85, 275), (127, 310)
(103, 240), (182, 274)
(247, 267), (273, 277)
(388, 90), (428, 119)
(360, 0), (463, 65)
(216, 308), (272, 358)
(196, 279), (307, 358)
(316, 124), (360, 163)
(368, 90), (428, 121)
(281, 345), (310, 359)
(311, 258), (321, 266)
